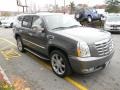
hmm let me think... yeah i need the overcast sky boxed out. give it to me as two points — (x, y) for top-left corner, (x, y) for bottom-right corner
(0, 0), (105, 11)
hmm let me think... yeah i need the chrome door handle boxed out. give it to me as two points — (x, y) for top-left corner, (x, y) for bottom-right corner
(47, 35), (54, 40)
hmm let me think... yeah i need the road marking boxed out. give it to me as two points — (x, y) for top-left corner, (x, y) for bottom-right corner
(0, 38), (88, 90)
(0, 45), (13, 51)
(1, 48), (21, 60)
(0, 40), (5, 45)
(64, 77), (88, 90)
(0, 38), (16, 47)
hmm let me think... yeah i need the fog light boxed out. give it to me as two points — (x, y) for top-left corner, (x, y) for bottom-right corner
(89, 67), (94, 72)
(82, 69), (89, 72)
(82, 67), (94, 73)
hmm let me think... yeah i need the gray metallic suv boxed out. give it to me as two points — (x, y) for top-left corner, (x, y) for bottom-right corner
(13, 13), (114, 77)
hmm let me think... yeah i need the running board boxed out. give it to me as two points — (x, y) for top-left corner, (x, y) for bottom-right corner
(25, 48), (50, 61)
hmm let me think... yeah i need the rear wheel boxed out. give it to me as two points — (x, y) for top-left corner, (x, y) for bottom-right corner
(87, 16), (92, 23)
(50, 50), (72, 77)
(10, 23), (13, 28)
(16, 37), (25, 52)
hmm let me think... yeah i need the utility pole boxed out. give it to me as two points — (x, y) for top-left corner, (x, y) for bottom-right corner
(25, 0), (28, 12)
(55, 0), (57, 12)
(16, 0), (28, 13)
(64, 0), (65, 14)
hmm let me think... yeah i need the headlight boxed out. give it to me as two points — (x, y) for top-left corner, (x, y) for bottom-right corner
(77, 41), (91, 57)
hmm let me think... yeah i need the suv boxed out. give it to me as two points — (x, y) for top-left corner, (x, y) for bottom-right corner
(13, 13), (114, 77)
(75, 8), (103, 22)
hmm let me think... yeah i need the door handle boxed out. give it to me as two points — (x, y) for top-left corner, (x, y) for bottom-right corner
(47, 35), (54, 40)
(28, 33), (33, 36)
(19, 30), (22, 32)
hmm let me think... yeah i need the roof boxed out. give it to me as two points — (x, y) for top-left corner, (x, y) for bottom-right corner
(36, 12), (63, 16)
(16, 12), (64, 18)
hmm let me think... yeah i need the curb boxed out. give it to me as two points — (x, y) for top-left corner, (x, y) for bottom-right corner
(0, 66), (11, 84)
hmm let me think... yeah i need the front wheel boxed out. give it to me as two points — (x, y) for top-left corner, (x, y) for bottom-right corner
(50, 50), (72, 77)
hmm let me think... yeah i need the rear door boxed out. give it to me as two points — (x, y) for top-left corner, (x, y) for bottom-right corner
(20, 15), (33, 48)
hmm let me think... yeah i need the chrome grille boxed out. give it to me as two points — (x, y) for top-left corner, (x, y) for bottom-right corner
(95, 39), (113, 56)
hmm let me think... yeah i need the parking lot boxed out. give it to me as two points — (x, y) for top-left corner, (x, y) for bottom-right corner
(0, 27), (120, 90)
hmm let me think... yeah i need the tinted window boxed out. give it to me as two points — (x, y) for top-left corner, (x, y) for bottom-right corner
(32, 16), (43, 27)
(32, 16), (39, 22)
(44, 15), (81, 30)
(22, 16), (32, 28)
(18, 16), (23, 21)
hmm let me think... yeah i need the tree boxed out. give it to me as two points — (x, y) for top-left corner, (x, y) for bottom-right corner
(69, 2), (75, 14)
(105, 0), (120, 13)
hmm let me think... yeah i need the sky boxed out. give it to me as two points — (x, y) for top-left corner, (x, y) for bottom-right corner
(0, 0), (105, 11)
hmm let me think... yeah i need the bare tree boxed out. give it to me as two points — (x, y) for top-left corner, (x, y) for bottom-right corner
(69, 2), (75, 14)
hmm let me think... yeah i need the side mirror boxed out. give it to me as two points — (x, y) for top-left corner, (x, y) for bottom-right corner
(32, 25), (44, 33)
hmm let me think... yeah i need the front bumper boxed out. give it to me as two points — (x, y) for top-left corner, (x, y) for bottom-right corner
(105, 29), (120, 32)
(69, 51), (114, 74)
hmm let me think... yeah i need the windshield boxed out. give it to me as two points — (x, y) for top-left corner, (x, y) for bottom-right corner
(44, 14), (81, 30)
(87, 8), (97, 13)
(107, 15), (120, 22)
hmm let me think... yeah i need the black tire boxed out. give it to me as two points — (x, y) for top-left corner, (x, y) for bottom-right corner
(16, 37), (25, 52)
(50, 50), (72, 77)
(87, 16), (92, 23)
(10, 23), (13, 28)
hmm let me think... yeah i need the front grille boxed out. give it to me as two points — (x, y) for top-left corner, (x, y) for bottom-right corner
(110, 25), (120, 27)
(95, 39), (113, 56)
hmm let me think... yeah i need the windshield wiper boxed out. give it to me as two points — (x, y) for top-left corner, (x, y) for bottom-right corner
(52, 27), (68, 30)
(68, 25), (81, 28)
(52, 25), (81, 30)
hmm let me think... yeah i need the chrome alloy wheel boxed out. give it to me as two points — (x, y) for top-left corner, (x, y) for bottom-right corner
(51, 54), (66, 75)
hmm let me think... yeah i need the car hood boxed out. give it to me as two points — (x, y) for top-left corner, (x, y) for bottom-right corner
(54, 27), (111, 44)
(105, 21), (120, 25)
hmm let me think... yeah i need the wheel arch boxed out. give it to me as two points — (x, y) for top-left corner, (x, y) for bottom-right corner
(15, 33), (21, 40)
(87, 15), (92, 18)
(48, 45), (68, 58)
(49, 45), (73, 76)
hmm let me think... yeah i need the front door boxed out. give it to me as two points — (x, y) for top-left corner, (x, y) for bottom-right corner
(29, 16), (48, 55)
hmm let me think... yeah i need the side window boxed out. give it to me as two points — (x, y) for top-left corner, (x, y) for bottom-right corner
(18, 16), (23, 21)
(16, 16), (23, 26)
(32, 16), (43, 28)
(22, 16), (32, 28)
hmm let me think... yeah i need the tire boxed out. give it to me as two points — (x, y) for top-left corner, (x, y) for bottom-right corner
(16, 37), (25, 52)
(87, 16), (92, 23)
(10, 23), (13, 28)
(50, 50), (72, 77)
(100, 16), (104, 21)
